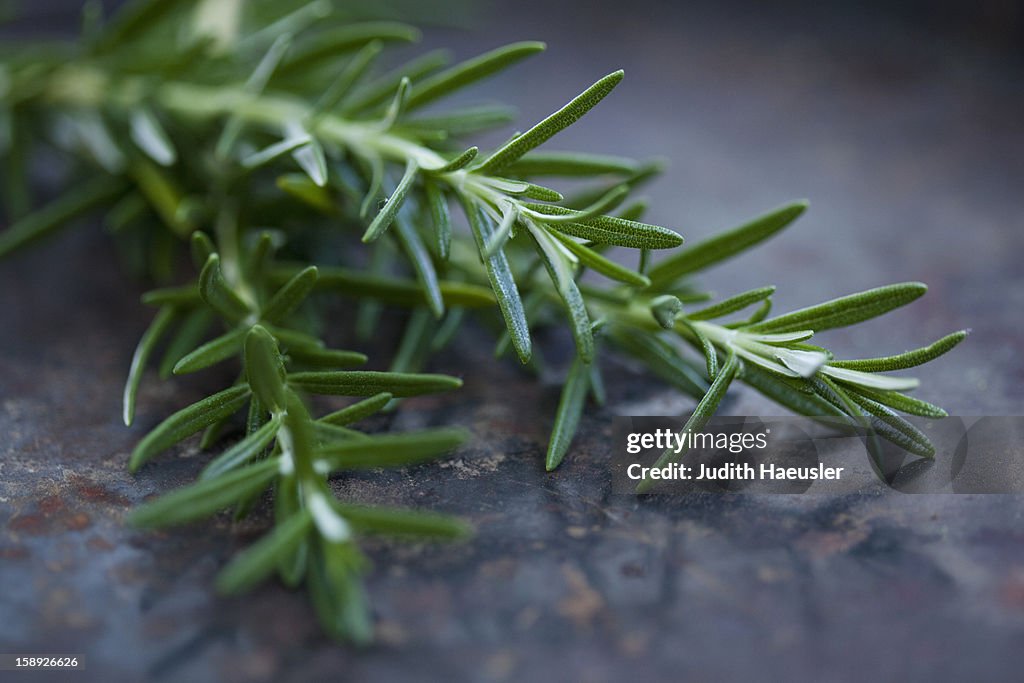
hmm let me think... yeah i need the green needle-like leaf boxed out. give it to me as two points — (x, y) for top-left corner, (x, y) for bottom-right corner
(362, 160), (418, 242)
(403, 105), (518, 136)
(647, 201), (807, 288)
(740, 363), (845, 418)
(637, 352), (739, 493)
(462, 199), (532, 363)
(311, 40), (383, 117)
(650, 295), (683, 329)
(476, 70), (624, 174)
(292, 137), (328, 187)
(342, 48), (451, 114)
(276, 22), (420, 76)
(245, 326), (287, 412)
(201, 415), (282, 481)
(424, 146), (478, 174)
(525, 204), (683, 249)
(546, 355), (590, 471)
(394, 214), (444, 318)
(130, 458), (277, 526)
(424, 179), (451, 260)
(528, 221), (593, 363)
(287, 346), (368, 369)
(317, 428), (467, 470)
(287, 370), (462, 397)
(608, 328), (708, 399)
(380, 77), (411, 130)
(92, 0), (188, 53)
(0, 176), (126, 258)
(503, 151), (639, 177)
(172, 327), (247, 375)
(309, 541), (372, 645)
(548, 228), (651, 287)
(261, 265), (318, 324)
(318, 392), (393, 426)
(123, 306), (176, 426)
(199, 254), (253, 324)
(159, 308), (213, 379)
(680, 320), (718, 379)
(129, 385), (251, 472)
(336, 505), (470, 539)
(129, 107), (176, 166)
(845, 391), (936, 458)
(405, 41), (545, 111)
(190, 231), (215, 269)
(276, 173), (335, 213)
(846, 386), (948, 418)
(216, 509), (313, 595)
(242, 136), (311, 171)
(687, 286), (776, 321)
(829, 330), (968, 372)
(746, 282), (928, 334)
(297, 266), (495, 308)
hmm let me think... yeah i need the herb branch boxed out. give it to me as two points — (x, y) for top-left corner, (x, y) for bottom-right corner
(0, 0), (965, 641)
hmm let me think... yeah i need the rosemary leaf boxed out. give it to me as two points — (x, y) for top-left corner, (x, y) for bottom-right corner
(199, 254), (253, 324)
(341, 48), (451, 114)
(394, 215), (444, 318)
(172, 327), (247, 375)
(462, 199), (532, 362)
(546, 355), (590, 471)
(245, 326), (287, 412)
(201, 415), (282, 481)
(129, 107), (176, 166)
(158, 307), (213, 379)
(318, 392), (393, 426)
(317, 428), (467, 470)
(607, 328), (708, 400)
(336, 505), (470, 539)
(311, 40), (383, 117)
(637, 352), (739, 493)
(261, 265), (318, 324)
(524, 204), (682, 249)
(362, 160), (418, 242)
(503, 151), (639, 177)
(287, 346), (368, 369)
(647, 200), (807, 288)
(216, 510), (313, 594)
(130, 458), (278, 526)
(746, 282), (928, 334)
(548, 229), (651, 287)
(129, 385), (251, 472)
(424, 179), (451, 259)
(405, 41), (545, 111)
(276, 22), (420, 76)
(476, 70), (624, 174)
(680, 320), (718, 379)
(300, 266), (495, 308)
(424, 146), (478, 174)
(829, 330), (968, 372)
(276, 173), (335, 213)
(0, 176), (127, 257)
(687, 286), (776, 321)
(123, 306), (176, 426)
(287, 370), (462, 396)
(846, 386), (948, 418)
(528, 221), (594, 363)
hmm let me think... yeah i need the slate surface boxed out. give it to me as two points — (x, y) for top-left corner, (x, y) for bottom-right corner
(2, 1), (1023, 681)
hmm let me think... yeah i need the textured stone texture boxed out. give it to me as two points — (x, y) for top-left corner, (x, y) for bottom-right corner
(2, 1), (1023, 681)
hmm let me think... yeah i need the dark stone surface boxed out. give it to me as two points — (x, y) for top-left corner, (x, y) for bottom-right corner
(2, 1), (1023, 681)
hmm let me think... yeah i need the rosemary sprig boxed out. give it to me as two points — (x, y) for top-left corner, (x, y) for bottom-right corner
(0, 0), (964, 641)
